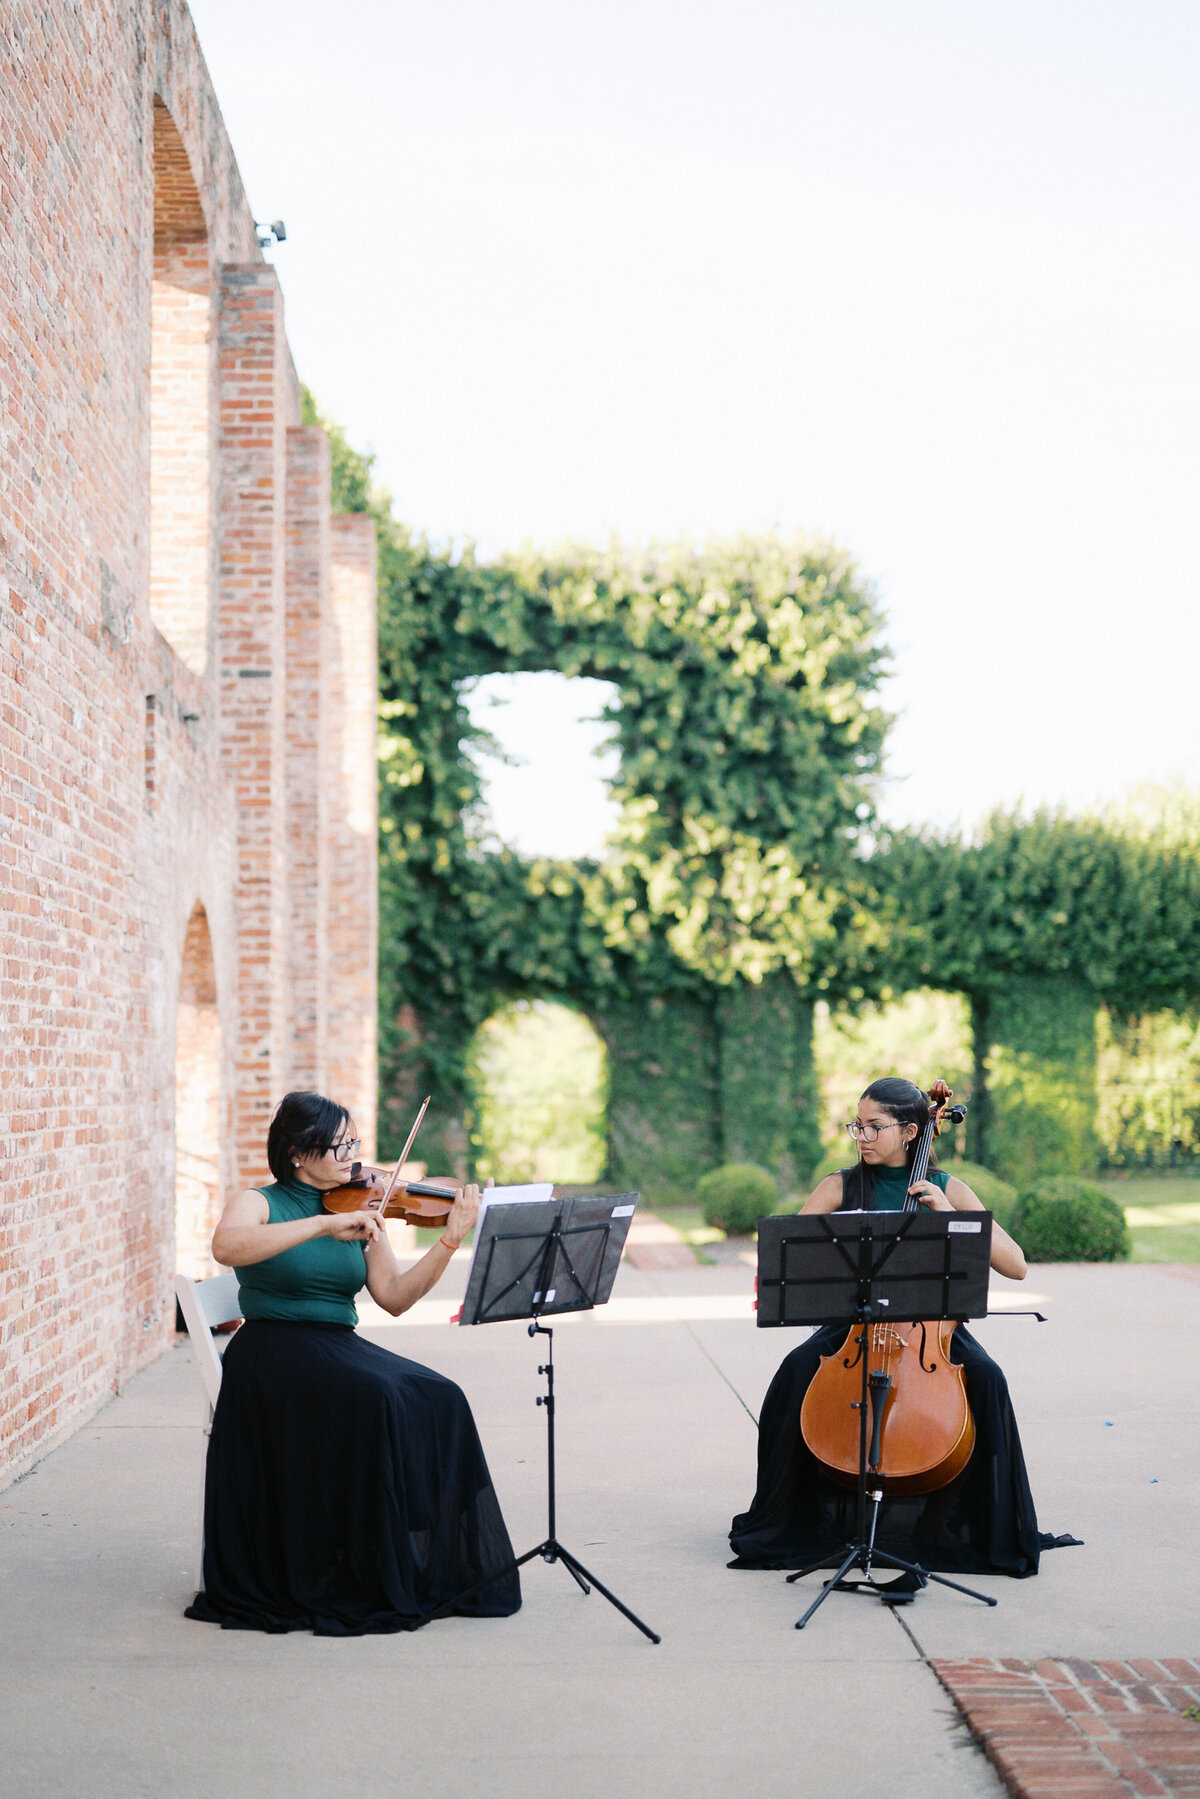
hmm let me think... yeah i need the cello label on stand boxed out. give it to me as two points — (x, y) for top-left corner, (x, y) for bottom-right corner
(947, 1220), (982, 1233)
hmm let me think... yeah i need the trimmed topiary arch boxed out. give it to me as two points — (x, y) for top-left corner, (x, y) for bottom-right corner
(309, 394), (1200, 1197)
(374, 530), (888, 1197)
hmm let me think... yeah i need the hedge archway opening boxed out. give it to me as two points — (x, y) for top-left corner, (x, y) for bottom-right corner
(814, 989), (973, 1160)
(460, 670), (620, 859)
(468, 999), (609, 1186)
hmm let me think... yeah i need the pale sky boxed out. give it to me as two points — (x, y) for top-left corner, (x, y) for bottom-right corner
(191, 0), (1200, 845)
(462, 674), (620, 859)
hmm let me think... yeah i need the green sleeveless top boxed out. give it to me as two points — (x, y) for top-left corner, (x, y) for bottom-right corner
(839, 1164), (950, 1211)
(234, 1179), (366, 1327)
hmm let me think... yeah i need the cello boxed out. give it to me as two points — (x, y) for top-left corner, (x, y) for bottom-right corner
(799, 1079), (976, 1496)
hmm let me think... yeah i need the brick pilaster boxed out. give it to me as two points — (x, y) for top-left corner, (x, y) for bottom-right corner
(218, 265), (288, 1184)
(284, 427), (331, 1093)
(326, 514), (378, 1156)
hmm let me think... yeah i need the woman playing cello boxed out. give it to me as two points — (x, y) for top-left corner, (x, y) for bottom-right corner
(186, 1090), (520, 1634)
(729, 1077), (1049, 1579)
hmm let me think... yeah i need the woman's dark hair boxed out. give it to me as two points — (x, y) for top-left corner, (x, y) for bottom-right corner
(267, 1090), (351, 1185)
(843, 1076), (936, 1210)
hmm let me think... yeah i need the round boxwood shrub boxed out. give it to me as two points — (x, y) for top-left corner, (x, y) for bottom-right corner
(697, 1163), (779, 1236)
(807, 1145), (851, 1187)
(943, 1161), (1019, 1233)
(1011, 1176), (1131, 1262)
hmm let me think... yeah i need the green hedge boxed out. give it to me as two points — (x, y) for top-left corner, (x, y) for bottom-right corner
(1011, 1176), (1131, 1262)
(943, 1160), (1019, 1232)
(697, 1163), (779, 1235)
(306, 392), (1200, 1200)
(808, 1146), (852, 1188)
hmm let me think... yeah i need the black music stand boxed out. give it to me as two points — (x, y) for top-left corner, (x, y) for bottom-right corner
(756, 1208), (998, 1630)
(428, 1193), (661, 1644)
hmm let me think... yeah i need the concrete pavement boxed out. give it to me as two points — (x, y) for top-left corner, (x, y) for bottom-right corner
(1, 1254), (1193, 1797)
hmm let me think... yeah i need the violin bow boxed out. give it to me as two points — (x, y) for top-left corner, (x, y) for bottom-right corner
(371, 1095), (431, 1215)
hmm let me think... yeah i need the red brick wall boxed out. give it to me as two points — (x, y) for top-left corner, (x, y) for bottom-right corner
(217, 263), (291, 1186)
(150, 100), (212, 677)
(0, 1), (377, 1485)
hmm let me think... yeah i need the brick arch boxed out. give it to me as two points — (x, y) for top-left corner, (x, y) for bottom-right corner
(174, 901), (223, 1280)
(150, 98), (212, 675)
(152, 98), (208, 246)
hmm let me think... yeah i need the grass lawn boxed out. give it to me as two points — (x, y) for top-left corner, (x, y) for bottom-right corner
(1098, 1174), (1200, 1263)
(643, 1204), (720, 1245)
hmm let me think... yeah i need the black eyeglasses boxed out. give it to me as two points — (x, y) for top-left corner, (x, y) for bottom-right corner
(844, 1120), (901, 1143)
(332, 1137), (362, 1164)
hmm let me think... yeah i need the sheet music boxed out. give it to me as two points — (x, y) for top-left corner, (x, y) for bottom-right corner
(464, 1183), (554, 1282)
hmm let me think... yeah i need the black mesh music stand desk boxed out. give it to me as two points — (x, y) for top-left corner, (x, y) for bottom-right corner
(757, 1208), (992, 1327)
(459, 1193), (632, 1327)
(756, 1208), (996, 1629)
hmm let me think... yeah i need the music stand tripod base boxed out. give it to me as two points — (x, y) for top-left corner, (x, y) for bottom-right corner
(787, 1534), (998, 1631)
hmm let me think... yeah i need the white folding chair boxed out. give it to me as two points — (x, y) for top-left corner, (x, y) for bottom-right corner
(174, 1270), (242, 1588)
(174, 1269), (243, 1417)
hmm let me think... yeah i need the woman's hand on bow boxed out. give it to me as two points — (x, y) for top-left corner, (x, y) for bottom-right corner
(326, 1208), (384, 1246)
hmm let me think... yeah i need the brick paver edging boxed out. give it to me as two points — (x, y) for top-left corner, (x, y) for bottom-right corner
(932, 1657), (1200, 1798)
(622, 1212), (698, 1270)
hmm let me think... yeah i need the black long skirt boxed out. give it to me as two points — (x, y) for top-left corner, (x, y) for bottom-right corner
(729, 1326), (1045, 1577)
(185, 1321), (521, 1634)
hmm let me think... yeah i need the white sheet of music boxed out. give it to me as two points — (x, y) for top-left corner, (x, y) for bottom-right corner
(464, 1183), (554, 1282)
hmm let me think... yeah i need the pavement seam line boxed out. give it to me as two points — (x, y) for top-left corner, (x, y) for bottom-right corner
(632, 1265), (760, 1426)
(679, 1320), (760, 1426)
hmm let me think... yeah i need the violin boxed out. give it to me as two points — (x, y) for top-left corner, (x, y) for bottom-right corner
(320, 1094), (459, 1229)
(323, 1164), (461, 1229)
(799, 1079), (975, 1495)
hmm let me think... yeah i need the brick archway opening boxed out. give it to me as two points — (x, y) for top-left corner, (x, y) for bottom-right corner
(175, 902), (223, 1280)
(150, 97), (211, 674)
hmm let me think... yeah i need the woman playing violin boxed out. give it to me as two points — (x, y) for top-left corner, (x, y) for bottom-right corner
(729, 1077), (1052, 1579)
(186, 1090), (520, 1634)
